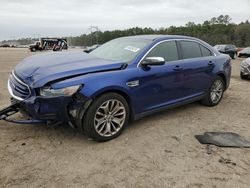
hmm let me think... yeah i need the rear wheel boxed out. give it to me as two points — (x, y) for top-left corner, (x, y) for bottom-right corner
(201, 76), (225, 107)
(82, 93), (129, 142)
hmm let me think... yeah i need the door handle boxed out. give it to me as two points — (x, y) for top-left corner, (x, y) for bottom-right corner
(173, 65), (183, 71)
(208, 61), (214, 66)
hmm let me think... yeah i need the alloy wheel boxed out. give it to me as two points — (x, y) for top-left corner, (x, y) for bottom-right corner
(210, 79), (224, 104)
(94, 99), (126, 137)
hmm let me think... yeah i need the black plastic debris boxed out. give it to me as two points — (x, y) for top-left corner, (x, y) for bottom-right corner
(195, 132), (250, 148)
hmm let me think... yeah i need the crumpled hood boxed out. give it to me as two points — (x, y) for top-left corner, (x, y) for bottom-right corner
(15, 51), (125, 88)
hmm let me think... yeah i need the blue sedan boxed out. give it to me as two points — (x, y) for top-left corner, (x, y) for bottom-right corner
(0, 35), (231, 141)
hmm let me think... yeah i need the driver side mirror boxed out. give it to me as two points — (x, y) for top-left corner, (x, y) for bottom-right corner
(141, 57), (165, 66)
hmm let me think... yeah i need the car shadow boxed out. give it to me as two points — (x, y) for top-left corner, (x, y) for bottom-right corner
(0, 101), (203, 143)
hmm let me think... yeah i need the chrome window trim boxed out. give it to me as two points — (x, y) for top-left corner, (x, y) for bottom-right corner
(137, 39), (217, 68)
(7, 71), (31, 101)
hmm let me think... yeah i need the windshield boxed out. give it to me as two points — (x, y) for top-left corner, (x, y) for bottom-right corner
(90, 38), (151, 62)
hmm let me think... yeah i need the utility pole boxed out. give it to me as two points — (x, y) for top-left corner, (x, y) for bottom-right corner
(88, 26), (100, 45)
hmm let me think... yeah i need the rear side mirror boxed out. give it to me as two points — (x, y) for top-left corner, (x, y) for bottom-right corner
(141, 57), (165, 66)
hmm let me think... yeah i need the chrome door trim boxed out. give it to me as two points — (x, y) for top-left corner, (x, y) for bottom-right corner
(137, 39), (217, 68)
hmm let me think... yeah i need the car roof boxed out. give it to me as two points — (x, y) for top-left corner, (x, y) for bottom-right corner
(215, 44), (235, 47)
(119, 35), (198, 41)
(215, 44), (226, 46)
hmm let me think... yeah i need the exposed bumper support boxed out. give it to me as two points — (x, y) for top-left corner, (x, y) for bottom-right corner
(0, 102), (20, 120)
(0, 102), (46, 124)
(3, 118), (46, 124)
(0, 93), (92, 128)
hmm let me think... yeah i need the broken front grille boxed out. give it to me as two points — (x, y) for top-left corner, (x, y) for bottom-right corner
(8, 73), (31, 100)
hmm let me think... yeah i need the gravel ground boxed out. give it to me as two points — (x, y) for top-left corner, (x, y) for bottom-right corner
(0, 48), (250, 188)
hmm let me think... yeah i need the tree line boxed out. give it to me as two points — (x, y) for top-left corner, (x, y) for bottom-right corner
(2, 15), (250, 47)
(68, 15), (250, 47)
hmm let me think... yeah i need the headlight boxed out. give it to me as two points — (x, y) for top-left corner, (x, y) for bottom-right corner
(40, 85), (81, 97)
(241, 60), (249, 67)
(241, 58), (250, 67)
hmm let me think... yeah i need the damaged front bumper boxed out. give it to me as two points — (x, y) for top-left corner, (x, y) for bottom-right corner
(0, 94), (92, 130)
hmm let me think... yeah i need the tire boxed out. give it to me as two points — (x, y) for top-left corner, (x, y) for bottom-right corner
(200, 76), (225, 107)
(240, 72), (248, 80)
(82, 93), (129, 142)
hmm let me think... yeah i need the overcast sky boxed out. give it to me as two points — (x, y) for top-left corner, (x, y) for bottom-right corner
(0, 0), (249, 41)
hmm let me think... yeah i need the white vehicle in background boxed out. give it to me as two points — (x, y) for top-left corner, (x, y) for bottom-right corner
(240, 58), (250, 79)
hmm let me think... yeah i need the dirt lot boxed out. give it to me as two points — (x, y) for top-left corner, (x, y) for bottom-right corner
(0, 48), (249, 188)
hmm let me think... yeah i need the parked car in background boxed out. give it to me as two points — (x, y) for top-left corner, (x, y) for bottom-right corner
(240, 58), (250, 79)
(0, 35), (231, 141)
(238, 47), (250, 58)
(214, 44), (237, 59)
(237, 47), (244, 53)
(83, 44), (101, 53)
(0, 44), (11, 48)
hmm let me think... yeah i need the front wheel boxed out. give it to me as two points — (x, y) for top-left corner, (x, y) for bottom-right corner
(201, 76), (225, 107)
(30, 48), (36, 52)
(240, 72), (248, 80)
(82, 93), (129, 142)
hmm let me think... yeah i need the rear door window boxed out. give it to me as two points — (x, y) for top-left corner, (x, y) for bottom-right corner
(147, 41), (179, 62)
(180, 41), (202, 59)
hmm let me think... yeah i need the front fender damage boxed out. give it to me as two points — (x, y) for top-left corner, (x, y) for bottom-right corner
(68, 94), (93, 131)
(0, 93), (93, 130)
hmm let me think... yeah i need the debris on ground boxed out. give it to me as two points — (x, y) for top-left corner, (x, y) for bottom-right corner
(195, 132), (250, 148)
(219, 157), (236, 166)
(206, 145), (212, 155)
